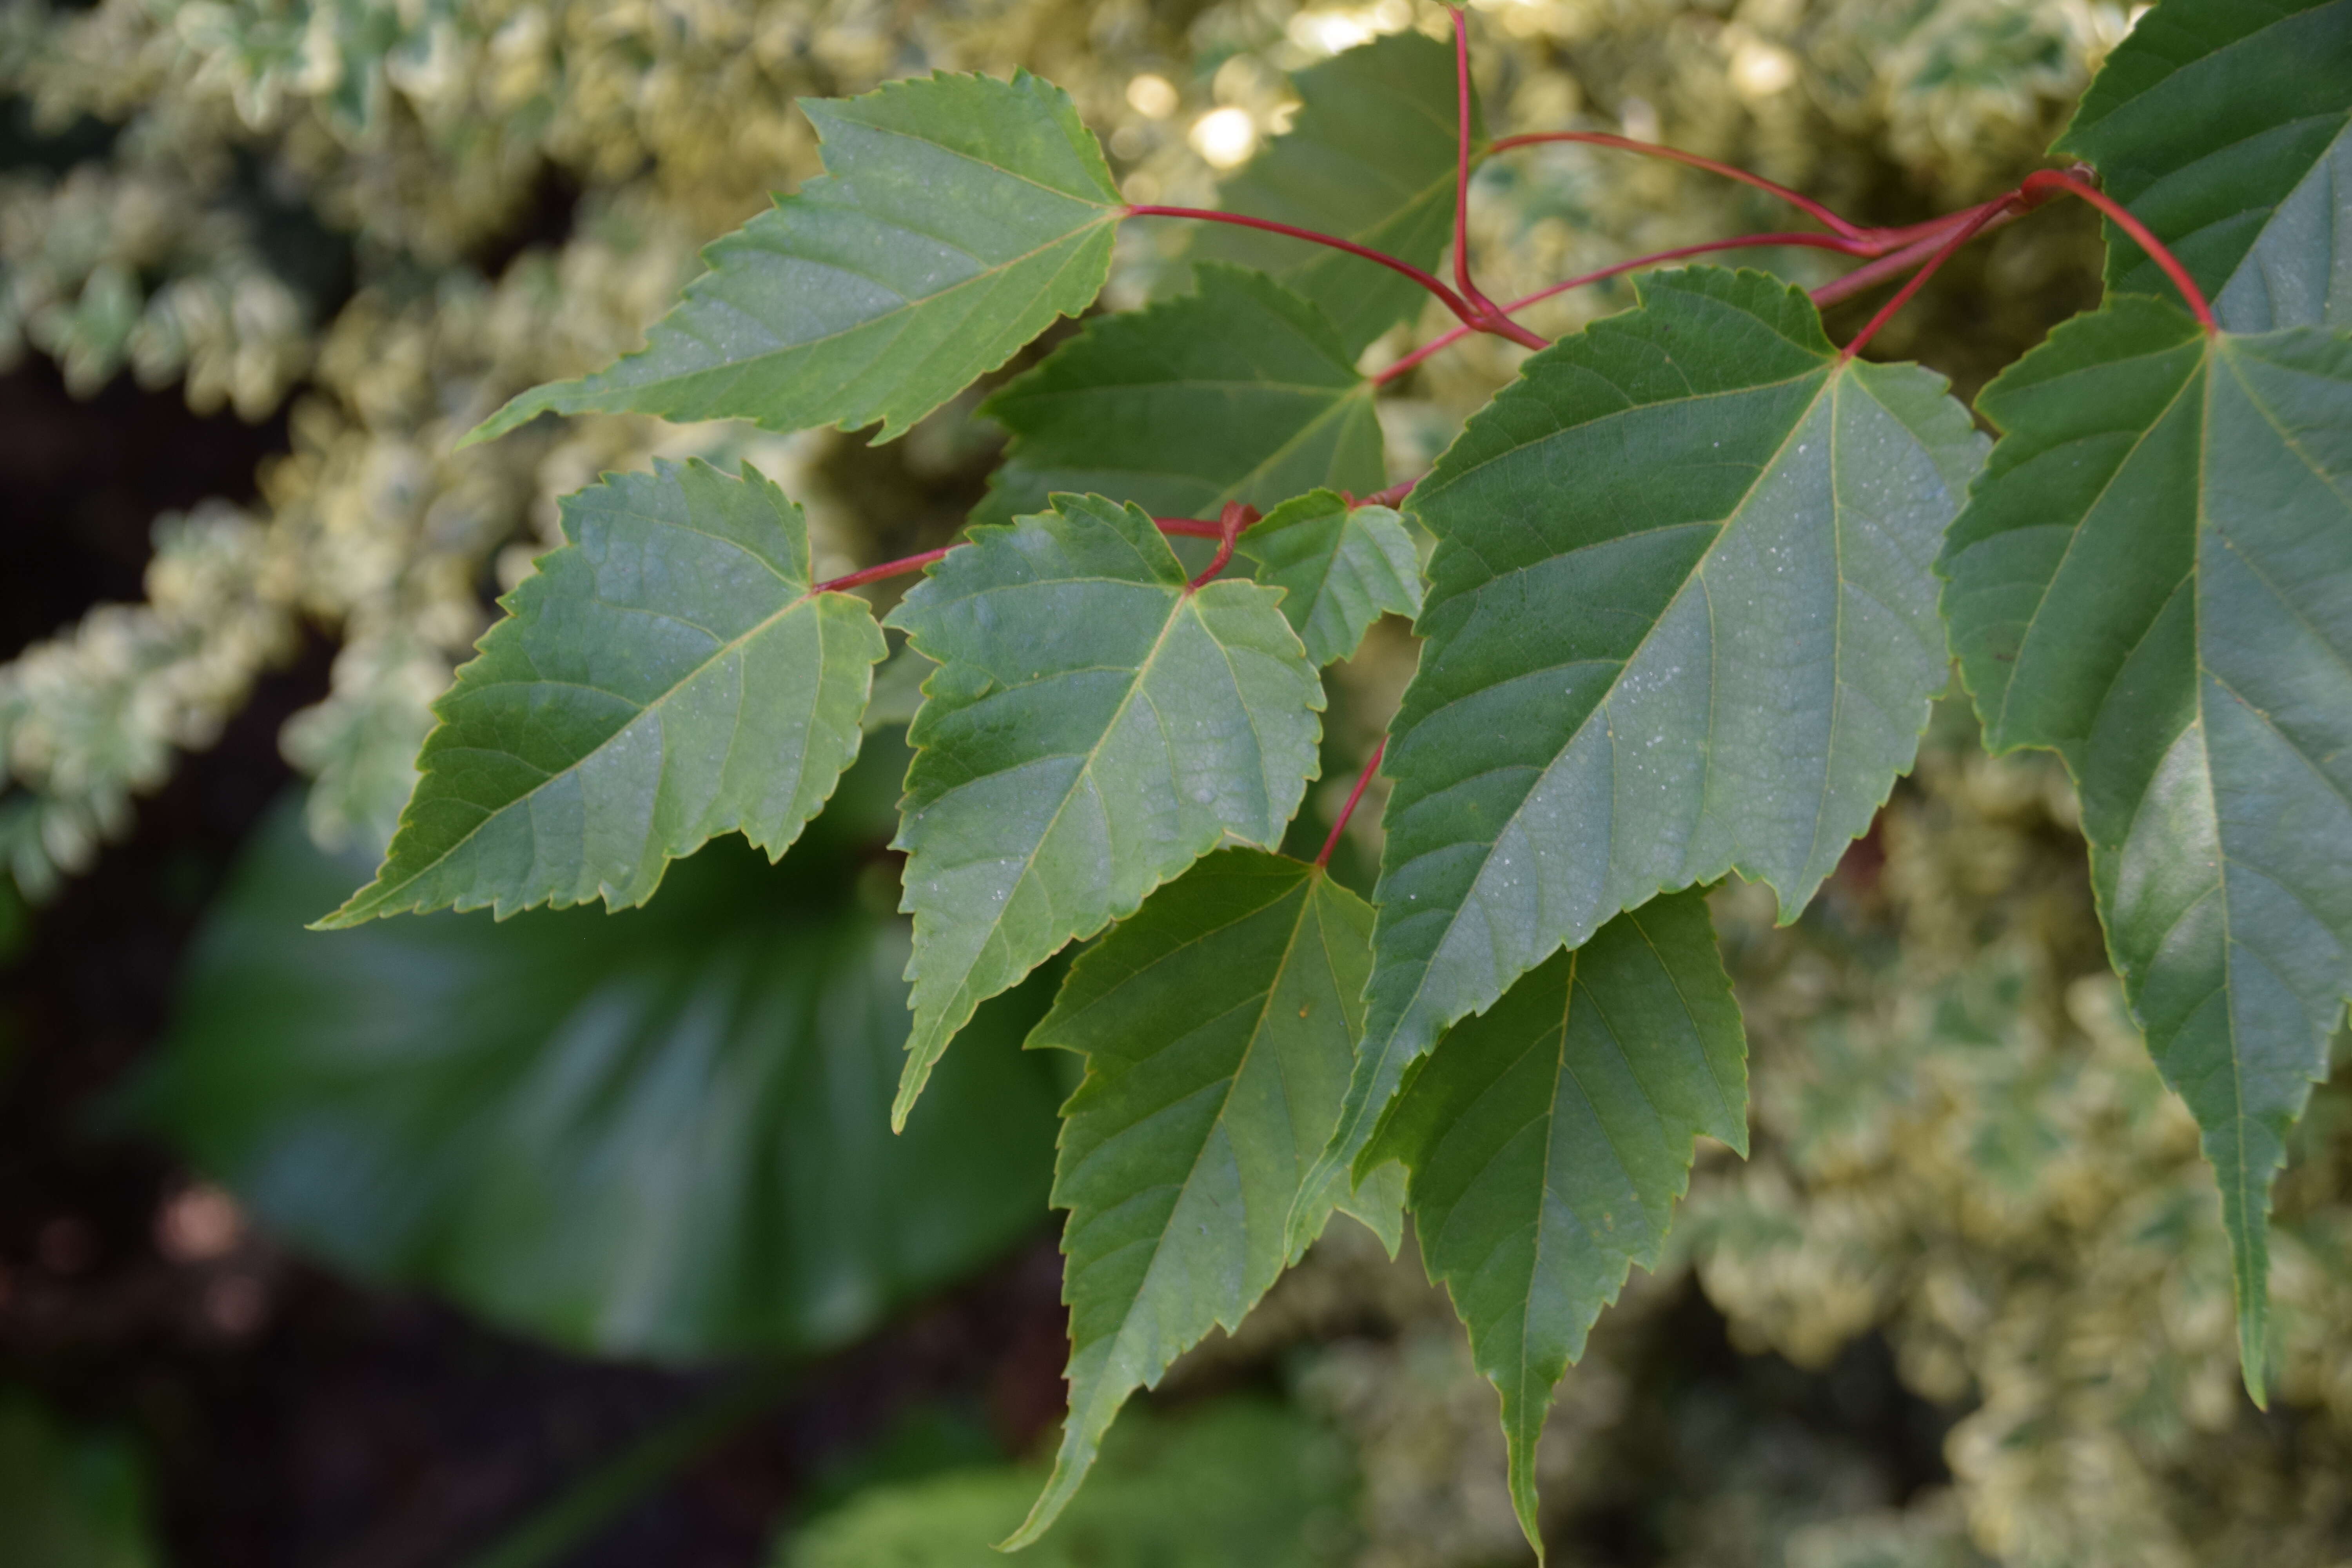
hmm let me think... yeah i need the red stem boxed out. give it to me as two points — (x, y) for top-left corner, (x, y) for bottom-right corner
(1316, 737), (1387, 869)
(1841, 196), (2018, 358)
(1126, 205), (1480, 325)
(1488, 130), (1867, 241)
(2020, 169), (2215, 330)
(812, 546), (952, 594)
(1361, 480), (1417, 508)
(1187, 501), (1257, 591)
(1809, 200), (2013, 307)
(1442, 10), (1548, 352)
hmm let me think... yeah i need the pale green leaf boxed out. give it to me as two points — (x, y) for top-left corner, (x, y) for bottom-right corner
(885, 495), (1325, 1128)
(323, 459), (884, 925)
(145, 781), (1063, 1360)
(472, 70), (1121, 444)
(1236, 489), (1423, 666)
(1938, 297), (2352, 1399)
(1184, 30), (1470, 355)
(1304, 269), (1983, 1212)
(976, 267), (1384, 526)
(2056, 0), (2352, 331)
(1366, 889), (1745, 1557)
(1008, 850), (1377, 1547)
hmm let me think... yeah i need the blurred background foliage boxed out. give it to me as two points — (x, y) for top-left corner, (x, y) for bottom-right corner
(8, 0), (2351, 1564)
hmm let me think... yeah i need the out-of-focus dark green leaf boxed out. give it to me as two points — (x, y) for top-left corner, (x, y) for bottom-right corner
(779, 1399), (1354, 1568)
(138, 744), (1063, 1361)
(0, 1391), (156, 1568)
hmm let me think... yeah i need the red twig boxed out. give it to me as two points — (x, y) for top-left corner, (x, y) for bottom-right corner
(1125, 205), (1480, 325)
(1842, 197), (2018, 358)
(1809, 200), (2014, 308)
(1488, 130), (1868, 241)
(1152, 516), (1227, 537)
(2019, 169), (2215, 330)
(1187, 501), (1257, 591)
(1316, 737), (1387, 869)
(812, 546), (952, 595)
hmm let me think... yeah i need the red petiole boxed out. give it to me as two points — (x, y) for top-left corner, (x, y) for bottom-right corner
(811, 512), (1254, 594)
(1316, 737), (1387, 869)
(1187, 501), (1258, 591)
(1124, 205), (1482, 325)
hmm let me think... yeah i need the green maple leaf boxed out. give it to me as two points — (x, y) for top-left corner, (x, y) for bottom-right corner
(1366, 889), (1745, 1557)
(1006, 849), (1385, 1548)
(975, 266), (1385, 526)
(1939, 297), (2352, 1401)
(1185, 29), (1470, 355)
(471, 70), (1122, 445)
(885, 495), (1325, 1128)
(1236, 489), (1424, 666)
(2056, 0), (2352, 331)
(322, 459), (885, 925)
(1302, 268), (1984, 1208)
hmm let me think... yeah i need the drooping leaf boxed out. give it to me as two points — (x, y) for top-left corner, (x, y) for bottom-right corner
(975, 267), (1384, 526)
(1008, 850), (1379, 1548)
(885, 496), (1324, 1127)
(1185, 30), (1471, 355)
(2056, 0), (2352, 331)
(1304, 268), (1984, 1207)
(143, 773), (1063, 1360)
(0, 1391), (157, 1568)
(782, 1399), (1355, 1568)
(1365, 889), (1745, 1555)
(1938, 297), (2352, 1400)
(471, 71), (1122, 445)
(1236, 489), (1423, 666)
(322, 459), (884, 926)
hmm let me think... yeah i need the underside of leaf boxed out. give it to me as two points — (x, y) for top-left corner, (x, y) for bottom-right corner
(1939, 296), (2352, 1400)
(1007, 849), (1377, 1547)
(470, 70), (1121, 445)
(323, 459), (884, 926)
(1366, 889), (1746, 1556)
(885, 495), (1325, 1129)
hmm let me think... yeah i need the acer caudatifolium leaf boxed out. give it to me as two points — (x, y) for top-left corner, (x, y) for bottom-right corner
(1185, 29), (1469, 355)
(1938, 297), (2352, 1403)
(1365, 888), (1745, 1557)
(1235, 489), (1424, 667)
(148, 793), (1063, 1360)
(884, 495), (1325, 1129)
(2055, 0), (2351, 332)
(1302, 267), (1985, 1215)
(974, 266), (1385, 526)
(469, 71), (1121, 445)
(321, 458), (884, 926)
(1007, 849), (1382, 1549)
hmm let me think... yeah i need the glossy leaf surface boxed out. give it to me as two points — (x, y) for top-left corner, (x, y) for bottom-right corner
(1939, 298), (2352, 1397)
(326, 459), (884, 925)
(1367, 889), (1745, 1553)
(886, 495), (1324, 1127)
(473, 71), (1121, 444)
(1184, 30), (1469, 355)
(147, 782), (1063, 1361)
(1314, 269), (1982, 1198)
(2056, 0), (2352, 331)
(1010, 851), (1377, 1546)
(976, 267), (1383, 526)
(1236, 490), (1423, 666)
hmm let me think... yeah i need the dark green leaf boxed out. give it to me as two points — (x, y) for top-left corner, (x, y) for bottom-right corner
(143, 786), (1063, 1360)
(1185, 30), (1470, 355)
(1009, 850), (1377, 1547)
(781, 1400), (1354, 1568)
(1938, 297), (2352, 1399)
(1236, 489), (1423, 666)
(1307, 269), (1982, 1207)
(885, 496), (1325, 1128)
(0, 1392), (156, 1568)
(323, 459), (884, 926)
(2056, 0), (2352, 330)
(1366, 890), (1745, 1553)
(472, 71), (1122, 444)
(975, 267), (1384, 526)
